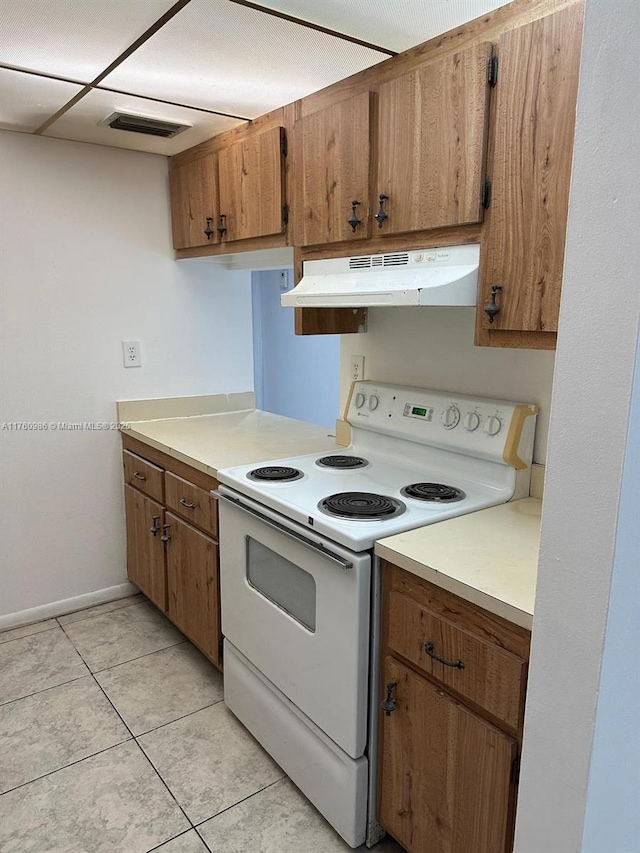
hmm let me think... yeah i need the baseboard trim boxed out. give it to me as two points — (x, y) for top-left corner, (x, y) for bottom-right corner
(0, 582), (140, 632)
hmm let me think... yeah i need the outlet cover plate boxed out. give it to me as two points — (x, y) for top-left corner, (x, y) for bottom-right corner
(123, 340), (142, 368)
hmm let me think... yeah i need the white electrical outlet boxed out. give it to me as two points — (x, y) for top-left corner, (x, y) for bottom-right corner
(122, 341), (142, 368)
(351, 355), (365, 382)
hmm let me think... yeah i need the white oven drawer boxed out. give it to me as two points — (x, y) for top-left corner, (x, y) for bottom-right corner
(218, 488), (371, 759)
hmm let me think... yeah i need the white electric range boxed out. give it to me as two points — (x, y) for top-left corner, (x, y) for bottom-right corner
(215, 381), (538, 848)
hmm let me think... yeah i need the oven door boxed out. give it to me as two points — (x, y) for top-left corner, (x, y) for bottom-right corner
(217, 487), (371, 760)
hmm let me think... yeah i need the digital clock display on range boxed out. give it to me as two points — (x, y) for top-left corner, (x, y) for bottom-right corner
(411, 406), (428, 417)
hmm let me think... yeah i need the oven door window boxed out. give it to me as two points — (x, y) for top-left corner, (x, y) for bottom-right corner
(246, 536), (316, 632)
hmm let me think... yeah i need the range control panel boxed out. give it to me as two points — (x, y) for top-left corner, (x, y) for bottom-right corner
(347, 382), (538, 467)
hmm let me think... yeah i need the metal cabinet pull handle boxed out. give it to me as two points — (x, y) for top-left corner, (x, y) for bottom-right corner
(424, 642), (464, 669)
(381, 681), (398, 716)
(347, 200), (362, 233)
(160, 524), (171, 543)
(179, 498), (197, 509)
(150, 516), (160, 536)
(374, 193), (389, 227)
(484, 283), (502, 324)
(133, 471), (146, 481)
(217, 213), (227, 238)
(204, 217), (214, 240)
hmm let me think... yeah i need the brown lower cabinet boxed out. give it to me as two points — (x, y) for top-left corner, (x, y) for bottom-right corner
(378, 562), (531, 853)
(122, 438), (222, 671)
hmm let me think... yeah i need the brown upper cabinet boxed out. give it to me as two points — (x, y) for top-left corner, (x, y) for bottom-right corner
(477, 3), (583, 343)
(293, 92), (373, 246)
(218, 125), (287, 242)
(375, 43), (492, 236)
(169, 154), (219, 250)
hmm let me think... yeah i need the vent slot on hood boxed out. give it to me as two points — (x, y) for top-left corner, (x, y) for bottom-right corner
(283, 244), (480, 308)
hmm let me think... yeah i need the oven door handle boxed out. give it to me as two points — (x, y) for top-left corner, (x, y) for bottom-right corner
(214, 491), (354, 570)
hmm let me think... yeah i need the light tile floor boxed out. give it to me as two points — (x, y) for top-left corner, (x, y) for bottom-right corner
(0, 595), (405, 853)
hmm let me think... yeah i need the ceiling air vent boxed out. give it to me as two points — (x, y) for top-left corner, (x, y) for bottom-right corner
(99, 112), (190, 138)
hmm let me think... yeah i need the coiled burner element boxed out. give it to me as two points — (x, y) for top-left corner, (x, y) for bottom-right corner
(401, 483), (466, 502)
(319, 492), (405, 520)
(248, 466), (303, 482)
(315, 455), (368, 469)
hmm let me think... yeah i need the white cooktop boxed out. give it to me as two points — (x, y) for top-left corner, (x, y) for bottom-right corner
(216, 382), (538, 552)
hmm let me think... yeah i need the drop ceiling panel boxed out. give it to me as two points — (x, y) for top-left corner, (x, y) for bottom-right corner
(0, 68), (83, 133)
(0, 0), (179, 81)
(102, 0), (388, 118)
(256, 0), (514, 52)
(43, 89), (244, 155)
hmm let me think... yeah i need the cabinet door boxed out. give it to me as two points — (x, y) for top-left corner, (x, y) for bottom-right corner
(379, 657), (516, 853)
(124, 485), (166, 611)
(294, 92), (372, 246)
(376, 43), (492, 235)
(165, 513), (221, 668)
(218, 126), (285, 242)
(479, 4), (583, 333)
(169, 154), (219, 249)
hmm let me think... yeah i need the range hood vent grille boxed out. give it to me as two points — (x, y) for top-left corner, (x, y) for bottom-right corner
(101, 112), (190, 138)
(349, 252), (409, 270)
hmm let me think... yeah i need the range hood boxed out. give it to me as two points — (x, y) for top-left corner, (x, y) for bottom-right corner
(281, 244), (479, 308)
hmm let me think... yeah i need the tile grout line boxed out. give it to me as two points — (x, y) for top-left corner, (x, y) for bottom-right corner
(132, 697), (225, 739)
(90, 639), (188, 675)
(0, 622), (59, 645)
(0, 736), (135, 797)
(0, 672), (88, 708)
(193, 775), (288, 829)
(54, 595), (145, 627)
(57, 621), (196, 833)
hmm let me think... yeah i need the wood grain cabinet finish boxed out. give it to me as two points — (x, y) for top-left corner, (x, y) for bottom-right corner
(121, 440), (222, 671)
(478, 4), (583, 337)
(165, 471), (218, 538)
(294, 92), (372, 246)
(169, 154), (219, 250)
(124, 485), (166, 611)
(165, 513), (221, 666)
(218, 125), (286, 242)
(378, 563), (530, 853)
(376, 43), (492, 236)
(123, 450), (164, 503)
(388, 589), (527, 729)
(379, 656), (516, 853)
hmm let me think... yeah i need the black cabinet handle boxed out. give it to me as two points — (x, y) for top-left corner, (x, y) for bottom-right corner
(380, 681), (398, 716)
(424, 642), (464, 669)
(160, 523), (171, 544)
(347, 200), (362, 233)
(150, 516), (160, 537)
(179, 498), (197, 509)
(484, 284), (502, 324)
(204, 217), (214, 240)
(217, 214), (227, 238)
(374, 194), (389, 227)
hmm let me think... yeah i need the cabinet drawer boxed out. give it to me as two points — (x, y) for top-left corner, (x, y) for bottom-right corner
(165, 471), (218, 537)
(388, 589), (526, 729)
(123, 451), (164, 502)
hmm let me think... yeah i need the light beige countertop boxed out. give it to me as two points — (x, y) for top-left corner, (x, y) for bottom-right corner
(123, 409), (337, 478)
(375, 498), (541, 630)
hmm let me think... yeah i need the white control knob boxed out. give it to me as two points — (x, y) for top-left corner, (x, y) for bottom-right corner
(464, 412), (481, 432)
(368, 394), (379, 411)
(441, 405), (461, 430)
(484, 415), (502, 436)
(355, 392), (366, 409)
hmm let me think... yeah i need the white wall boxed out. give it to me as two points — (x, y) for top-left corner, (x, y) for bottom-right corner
(341, 308), (555, 462)
(513, 0), (640, 849)
(0, 131), (253, 621)
(581, 342), (640, 853)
